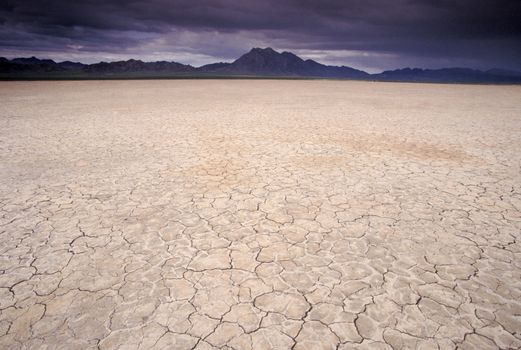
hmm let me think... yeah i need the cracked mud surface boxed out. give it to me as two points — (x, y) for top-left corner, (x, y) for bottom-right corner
(0, 80), (520, 349)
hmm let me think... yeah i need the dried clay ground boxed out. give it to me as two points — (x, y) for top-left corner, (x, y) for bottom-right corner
(0, 80), (520, 349)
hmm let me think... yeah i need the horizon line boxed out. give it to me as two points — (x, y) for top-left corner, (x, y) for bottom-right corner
(3, 47), (520, 75)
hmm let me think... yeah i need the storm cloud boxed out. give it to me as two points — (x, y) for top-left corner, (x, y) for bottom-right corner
(1, 0), (520, 72)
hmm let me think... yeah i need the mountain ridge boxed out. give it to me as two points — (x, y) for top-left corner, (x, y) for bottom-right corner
(1, 48), (520, 84)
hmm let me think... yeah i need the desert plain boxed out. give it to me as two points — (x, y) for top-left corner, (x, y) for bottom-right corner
(0, 80), (520, 349)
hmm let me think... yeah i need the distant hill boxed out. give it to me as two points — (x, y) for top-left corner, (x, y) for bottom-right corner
(198, 47), (369, 79)
(373, 67), (521, 84)
(11, 57), (57, 65)
(1, 48), (520, 84)
(0, 56), (68, 73)
(84, 59), (194, 73)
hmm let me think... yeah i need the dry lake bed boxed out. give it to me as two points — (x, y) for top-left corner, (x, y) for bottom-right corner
(0, 80), (520, 349)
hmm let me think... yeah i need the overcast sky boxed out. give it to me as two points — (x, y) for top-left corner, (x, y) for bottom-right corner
(1, 0), (520, 72)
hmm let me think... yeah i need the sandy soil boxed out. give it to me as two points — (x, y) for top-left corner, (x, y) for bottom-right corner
(0, 80), (520, 349)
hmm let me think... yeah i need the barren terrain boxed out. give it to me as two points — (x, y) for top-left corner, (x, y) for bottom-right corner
(0, 80), (520, 349)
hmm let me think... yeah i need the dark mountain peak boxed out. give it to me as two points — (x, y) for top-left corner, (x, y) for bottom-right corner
(231, 47), (308, 75)
(200, 47), (367, 78)
(241, 47), (302, 60)
(235, 48), (276, 62)
(12, 56), (56, 65)
(239, 47), (368, 77)
(249, 47), (276, 54)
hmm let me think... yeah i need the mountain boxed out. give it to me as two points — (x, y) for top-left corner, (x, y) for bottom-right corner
(0, 57), (194, 76)
(84, 59), (194, 73)
(374, 67), (521, 84)
(0, 56), (70, 73)
(198, 47), (369, 78)
(197, 62), (231, 71)
(1, 48), (521, 84)
(11, 57), (57, 65)
(485, 68), (521, 78)
(57, 61), (86, 70)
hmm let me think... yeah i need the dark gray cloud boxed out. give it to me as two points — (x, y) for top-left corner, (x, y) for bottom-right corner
(1, 0), (520, 71)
